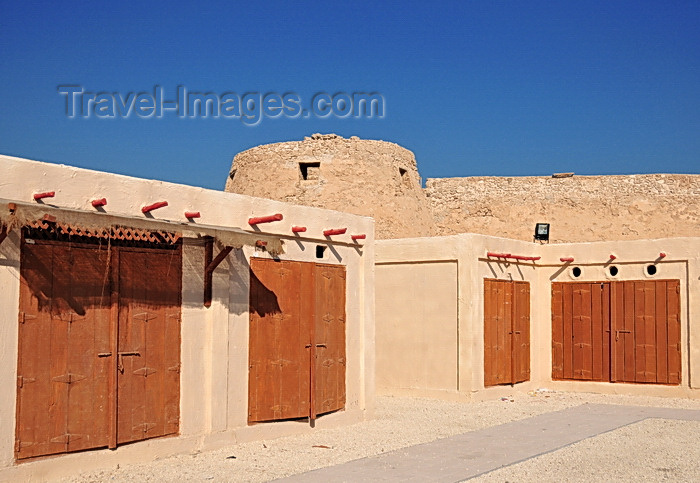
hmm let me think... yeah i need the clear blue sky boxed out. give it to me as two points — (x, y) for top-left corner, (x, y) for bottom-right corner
(1, 1), (698, 189)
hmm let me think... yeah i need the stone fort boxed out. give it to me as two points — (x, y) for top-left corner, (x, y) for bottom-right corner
(225, 133), (700, 242)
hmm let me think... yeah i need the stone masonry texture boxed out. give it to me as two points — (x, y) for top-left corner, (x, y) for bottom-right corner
(226, 135), (700, 242)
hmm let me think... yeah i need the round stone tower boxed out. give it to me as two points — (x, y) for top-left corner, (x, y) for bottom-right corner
(225, 133), (435, 239)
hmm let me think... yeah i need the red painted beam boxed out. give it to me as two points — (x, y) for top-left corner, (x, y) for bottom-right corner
(91, 198), (107, 208)
(487, 252), (511, 258)
(323, 228), (347, 236)
(142, 201), (168, 213)
(185, 211), (201, 219)
(351, 234), (366, 240)
(659, 252), (667, 259)
(33, 191), (55, 201)
(510, 255), (541, 261)
(255, 240), (268, 247)
(609, 254), (616, 260)
(292, 226), (307, 233)
(560, 257), (575, 263)
(248, 213), (283, 225)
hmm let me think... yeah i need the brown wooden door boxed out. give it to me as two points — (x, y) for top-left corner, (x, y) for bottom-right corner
(248, 259), (312, 422)
(512, 281), (531, 384)
(248, 258), (346, 423)
(313, 264), (346, 417)
(484, 279), (530, 387)
(552, 280), (679, 385)
(611, 280), (681, 384)
(552, 282), (611, 382)
(16, 242), (111, 459)
(116, 248), (181, 444)
(16, 239), (181, 460)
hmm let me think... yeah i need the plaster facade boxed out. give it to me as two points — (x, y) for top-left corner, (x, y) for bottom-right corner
(0, 155), (375, 481)
(376, 234), (700, 400)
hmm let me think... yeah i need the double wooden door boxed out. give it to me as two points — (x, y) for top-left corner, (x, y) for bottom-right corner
(16, 240), (181, 459)
(552, 280), (681, 384)
(248, 258), (346, 423)
(483, 279), (531, 386)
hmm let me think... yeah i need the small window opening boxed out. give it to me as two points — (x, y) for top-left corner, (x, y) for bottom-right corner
(300, 162), (321, 181)
(316, 245), (327, 259)
(609, 266), (619, 277)
(646, 265), (657, 276)
(399, 167), (410, 187)
(229, 169), (236, 180)
(572, 267), (582, 278)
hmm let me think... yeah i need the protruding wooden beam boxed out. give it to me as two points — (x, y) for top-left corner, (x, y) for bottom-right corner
(323, 228), (347, 236)
(248, 213), (283, 225)
(142, 201), (168, 214)
(33, 191), (55, 201)
(204, 236), (233, 307)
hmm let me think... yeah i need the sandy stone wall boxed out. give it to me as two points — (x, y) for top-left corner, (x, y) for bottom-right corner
(225, 134), (435, 239)
(426, 174), (700, 243)
(225, 135), (699, 242)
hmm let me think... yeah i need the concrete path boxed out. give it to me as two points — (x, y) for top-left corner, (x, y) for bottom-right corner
(276, 404), (700, 483)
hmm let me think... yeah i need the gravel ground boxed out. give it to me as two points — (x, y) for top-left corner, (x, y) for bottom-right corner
(65, 391), (700, 482)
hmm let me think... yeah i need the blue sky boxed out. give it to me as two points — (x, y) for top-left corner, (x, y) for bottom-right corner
(1, 1), (698, 189)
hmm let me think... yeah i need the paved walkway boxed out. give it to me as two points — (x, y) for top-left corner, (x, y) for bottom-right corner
(276, 404), (700, 483)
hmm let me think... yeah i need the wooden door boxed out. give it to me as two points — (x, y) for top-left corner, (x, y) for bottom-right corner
(552, 282), (611, 382)
(248, 258), (347, 423)
(313, 264), (346, 417)
(512, 281), (531, 384)
(16, 242), (111, 459)
(552, 280), (680, 385)
(484, 279), (530, 387)
(611, 280), (681, 384)
(16, 239), (182, 460)
(248, 259), (312, 422)
(116, 248), (182, 444)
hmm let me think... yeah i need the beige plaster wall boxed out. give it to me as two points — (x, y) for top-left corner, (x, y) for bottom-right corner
(375, 261), (458, 397)
(0, 155), (375, 480)
(376, 234), (700, 400)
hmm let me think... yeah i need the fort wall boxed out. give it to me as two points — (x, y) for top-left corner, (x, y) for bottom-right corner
(426, 174), (700, 243)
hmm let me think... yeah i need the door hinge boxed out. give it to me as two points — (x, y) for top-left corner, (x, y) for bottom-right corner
(50, 433), (82, 444)
(133, 312), (157, 322)
(18, 312), (37, 324)
(133, 422), (157, 434)
(17, 376), (36, 388)
(132, 367), (157, 377)
(52, 373), (87, 384)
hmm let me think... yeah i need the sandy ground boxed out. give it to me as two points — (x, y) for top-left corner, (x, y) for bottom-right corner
(65, 391), (700, 482)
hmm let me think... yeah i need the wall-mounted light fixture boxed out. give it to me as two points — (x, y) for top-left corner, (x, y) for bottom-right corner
(534, 223), (550, 242)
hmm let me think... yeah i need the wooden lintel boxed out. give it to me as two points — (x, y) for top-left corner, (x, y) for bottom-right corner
(203, 236), (233, 307)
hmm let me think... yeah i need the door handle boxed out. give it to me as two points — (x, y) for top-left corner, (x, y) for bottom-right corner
(316, 344), (327, 348)
(117, 351), (141, 373)
(615, 329), (631, 341)
(97, 352), (112, 357)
